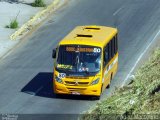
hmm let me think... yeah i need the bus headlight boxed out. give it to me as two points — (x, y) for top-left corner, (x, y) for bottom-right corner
(55, 76), (63, 83)
(91, 78), (100, 85)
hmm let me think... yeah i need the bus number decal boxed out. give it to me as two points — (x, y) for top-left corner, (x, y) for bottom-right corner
(93, 48), (101, 53)
(58, 73), (66, 78)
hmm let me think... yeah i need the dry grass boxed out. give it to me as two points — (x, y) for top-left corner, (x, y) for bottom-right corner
(81, 48), (160, 120)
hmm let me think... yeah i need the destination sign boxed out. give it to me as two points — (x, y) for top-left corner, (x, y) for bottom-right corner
(66, 47), (101, 53)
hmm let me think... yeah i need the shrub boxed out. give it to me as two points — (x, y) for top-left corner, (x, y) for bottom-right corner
(10, 19), (18, 29)
(32, 0), (46, 7)
(6, 19), (18, 29)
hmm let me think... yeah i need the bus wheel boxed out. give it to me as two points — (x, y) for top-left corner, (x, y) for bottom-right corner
(111, 73), (113, 81)
(92, 96), (100, 100)
(106, 84), (110, 88)
(107, 74), (112, 89)
(55, 93), (61, 98)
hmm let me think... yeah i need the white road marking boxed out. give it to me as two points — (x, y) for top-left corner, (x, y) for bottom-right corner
(113, 7), (123, 16)
(122, 28), (160, 87)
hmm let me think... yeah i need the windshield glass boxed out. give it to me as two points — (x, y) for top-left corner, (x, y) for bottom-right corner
(56, 45), (101, 73)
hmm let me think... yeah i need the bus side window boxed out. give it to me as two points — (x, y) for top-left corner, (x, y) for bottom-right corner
(104, 44), (109, 66)
(115, 34), (118, 53)
(112, 34), (118, 56)
(111, 38), (115, 57)
(114, 36), (116, 54)
(109, 41), (112, 60)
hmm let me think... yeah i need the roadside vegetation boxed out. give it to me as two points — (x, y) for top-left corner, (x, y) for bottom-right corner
(81, 48), (160, 120)
(31, 0), (46, 7)
(6, 19), (18, 29)
(6, 11), (20, 29)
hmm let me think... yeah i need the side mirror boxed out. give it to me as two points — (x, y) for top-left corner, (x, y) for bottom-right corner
(52, 49), (56, 58)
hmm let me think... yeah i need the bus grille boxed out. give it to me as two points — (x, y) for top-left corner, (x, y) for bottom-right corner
(67, 87), (86, 91)
(65, 81), (89, 86)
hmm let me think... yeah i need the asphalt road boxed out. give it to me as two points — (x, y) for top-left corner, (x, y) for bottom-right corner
(0, 0), (160, 118)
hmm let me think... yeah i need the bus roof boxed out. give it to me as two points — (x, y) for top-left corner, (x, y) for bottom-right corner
(59, 25), (118, 47)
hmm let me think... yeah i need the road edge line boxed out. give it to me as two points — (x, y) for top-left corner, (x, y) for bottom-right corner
(122, 28), (160, 86)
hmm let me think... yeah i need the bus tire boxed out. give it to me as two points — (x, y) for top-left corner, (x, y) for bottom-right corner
(55, 93), (61, 98)
(111, 73), (113, 81)
(92, 96), (100, 100)
(107, 74), (112, 89)
(106, 84), (110, 89)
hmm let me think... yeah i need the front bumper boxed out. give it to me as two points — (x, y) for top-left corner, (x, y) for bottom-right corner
(54, 81), (101, 96)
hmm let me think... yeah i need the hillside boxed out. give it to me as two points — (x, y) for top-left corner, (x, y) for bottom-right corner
(81, 48), (160, 120)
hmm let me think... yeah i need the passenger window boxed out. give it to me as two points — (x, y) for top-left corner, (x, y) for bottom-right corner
(109, 41), (112, 60)
(111, 39), (114, 57)
(114, 37), (116, 54)
(104, 44), (109, 66)
(104, 34), (118, 67)
(115, 35), (118, 53)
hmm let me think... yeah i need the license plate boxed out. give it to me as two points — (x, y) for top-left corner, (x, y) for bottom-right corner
(72, 92), (80, 95)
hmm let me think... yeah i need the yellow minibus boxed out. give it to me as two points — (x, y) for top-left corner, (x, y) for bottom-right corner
(52, 25), (118, 99)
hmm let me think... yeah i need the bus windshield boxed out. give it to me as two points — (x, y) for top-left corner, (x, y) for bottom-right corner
(56, 45), (101, 74)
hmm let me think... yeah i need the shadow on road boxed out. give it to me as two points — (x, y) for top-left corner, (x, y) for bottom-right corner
(21, 72), (94, 101)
